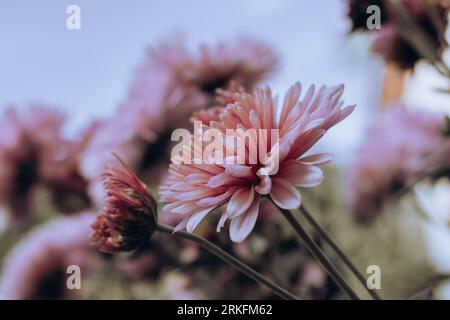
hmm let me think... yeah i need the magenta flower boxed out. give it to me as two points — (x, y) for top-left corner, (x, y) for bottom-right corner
(0, 213), (94, 299)
(346, 106), (450, 222)
(160, 83), (355, 242)
(91, 155), (158, 253)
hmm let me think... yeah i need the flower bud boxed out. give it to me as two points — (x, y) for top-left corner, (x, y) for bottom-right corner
(91, 155), (158, 252)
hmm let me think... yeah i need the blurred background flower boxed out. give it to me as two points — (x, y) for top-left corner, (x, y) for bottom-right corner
(349, 0), (449, 70)
(346, 105), (450, 223)
(0, 213), (96, 299)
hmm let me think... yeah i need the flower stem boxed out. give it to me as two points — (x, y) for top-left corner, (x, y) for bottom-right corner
(299, 205), (381, 300)
(279, 208), (360, 300)
(156, 223), (300, 300)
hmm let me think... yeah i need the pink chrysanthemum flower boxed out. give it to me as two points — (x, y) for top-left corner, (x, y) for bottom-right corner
(160, 83), (355, 242)
(0, 213), (95, 299)
(346, 106), (450, 222)
(91, 155), (158, 253)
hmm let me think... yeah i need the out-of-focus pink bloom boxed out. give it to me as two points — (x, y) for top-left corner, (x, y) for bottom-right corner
(119, 244), (166, 279)
(147, 37), (277, 118)
(162, 272), (205, 300)
(346, 106), (450, 222)
(79, 65), (173, 204)
(371, 24), (410, 66)
(91, 155), (158, 253)
(80, 105), (165, 206)
(81, 38), (277, 205)
(0, 107), (93, 221)
(0, 107), (65, 221)
(348, 0), (449, 69)
(44, 122), (100, 213)
(0, 213), (95, 299)
(160, 83), (355, 242)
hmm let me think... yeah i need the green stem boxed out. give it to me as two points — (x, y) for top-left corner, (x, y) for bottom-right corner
(280, 208), (360, 300)
(156, 223), (300, 300)
(299, 205), (381, 300)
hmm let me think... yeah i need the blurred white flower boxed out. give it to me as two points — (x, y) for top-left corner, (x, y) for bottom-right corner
(415, 179), (450, 276)
(415, 179), (450, 227)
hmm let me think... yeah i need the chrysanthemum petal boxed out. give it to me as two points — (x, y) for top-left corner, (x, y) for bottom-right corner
(226, 186), (255, 219)
(278, 161), (324, 187)
(298, 153), (333, 165)
(229, 197), (259, 243)
(225, 164), (254, 178)
(270, 178), (301, 209)
(186, 206), (216, 233)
